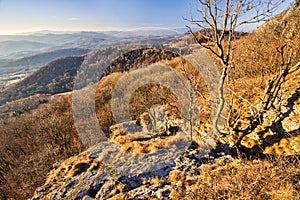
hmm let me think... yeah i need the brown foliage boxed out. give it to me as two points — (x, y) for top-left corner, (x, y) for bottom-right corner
(0, 95), (83, 199)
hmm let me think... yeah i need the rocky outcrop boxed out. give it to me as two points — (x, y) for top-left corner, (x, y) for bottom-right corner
(31, 105), (207, 199)
(31, 140), (233, 200)
(236, 70), (300, 155)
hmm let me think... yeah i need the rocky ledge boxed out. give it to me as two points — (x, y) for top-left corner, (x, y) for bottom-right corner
(31, 140), (237, 200)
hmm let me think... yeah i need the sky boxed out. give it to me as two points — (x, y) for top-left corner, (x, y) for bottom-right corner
(0, 0), (295, 35)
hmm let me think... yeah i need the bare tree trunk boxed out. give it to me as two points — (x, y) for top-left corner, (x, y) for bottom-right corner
(212, 66), (228, 137)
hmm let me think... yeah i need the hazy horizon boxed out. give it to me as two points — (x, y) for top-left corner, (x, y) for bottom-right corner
(0, 0), (294, 35)
(0, 27), (188, 36)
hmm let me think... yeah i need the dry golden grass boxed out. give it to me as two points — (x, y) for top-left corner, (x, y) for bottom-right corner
(264, 135), (300, 156)
(115, 132), (188, 154)
(176, 156), (300, 200)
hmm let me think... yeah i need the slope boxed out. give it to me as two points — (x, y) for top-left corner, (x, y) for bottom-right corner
(0, 55), (85, 105)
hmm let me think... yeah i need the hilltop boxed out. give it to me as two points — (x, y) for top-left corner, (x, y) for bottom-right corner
(0, 48), (89, 76)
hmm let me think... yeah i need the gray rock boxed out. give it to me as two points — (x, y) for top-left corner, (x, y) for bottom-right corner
(96, 180), (117, 199)
(110, 120), (142, 133)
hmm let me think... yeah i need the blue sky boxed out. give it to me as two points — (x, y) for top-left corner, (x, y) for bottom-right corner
(0, 0), (295, 35)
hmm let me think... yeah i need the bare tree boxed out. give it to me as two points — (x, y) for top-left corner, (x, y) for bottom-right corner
(186, 0), (285, 138)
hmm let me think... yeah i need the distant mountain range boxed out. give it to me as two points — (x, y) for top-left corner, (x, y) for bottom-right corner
(0, 30), (183, 91)
(0, 29), (185, 59)
(0, 32), (110, 59)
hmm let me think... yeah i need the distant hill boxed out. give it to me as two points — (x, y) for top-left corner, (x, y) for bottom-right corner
(0, 56), (85, 105)
(103, 48), (177, 77)
(0, 47), (177, 106)
(73, 47), (178, 89)
(0, 48), (90, 75)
